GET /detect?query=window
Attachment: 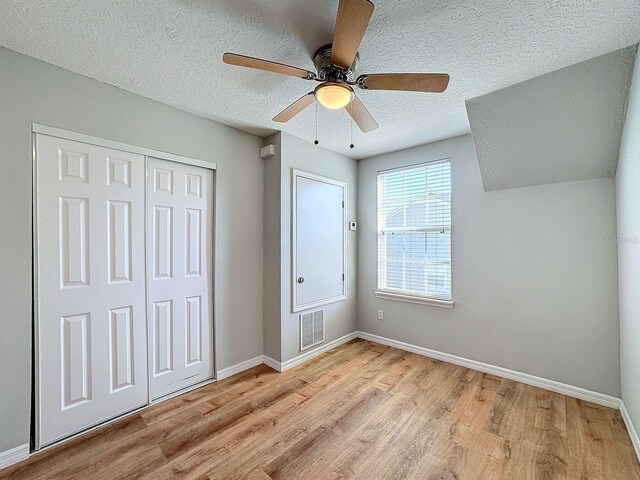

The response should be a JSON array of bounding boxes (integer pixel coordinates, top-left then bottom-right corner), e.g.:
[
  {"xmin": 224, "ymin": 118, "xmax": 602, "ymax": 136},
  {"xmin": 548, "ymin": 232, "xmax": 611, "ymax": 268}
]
[{"xmin": 376, "ymin": 159, "xmax": 452, "ymax": 305}]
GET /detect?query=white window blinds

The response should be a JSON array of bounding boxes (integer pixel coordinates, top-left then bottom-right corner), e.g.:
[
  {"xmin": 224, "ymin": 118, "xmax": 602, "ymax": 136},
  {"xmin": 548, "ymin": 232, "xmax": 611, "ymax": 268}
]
[{"xmin": 377, "ymin": 159, "xmax": 451, "ymax": 301}]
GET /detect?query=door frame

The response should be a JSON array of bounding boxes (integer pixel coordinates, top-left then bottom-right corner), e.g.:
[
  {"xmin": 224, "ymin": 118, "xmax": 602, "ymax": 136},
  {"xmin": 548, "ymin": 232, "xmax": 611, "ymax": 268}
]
[
  {"xmin": 291, "ymin": 169, "xmax": 347, "ymax": 313},
  {"xmin": 31, "ymin": 123, "xmax": 217, "ymax": 450},
  {"xmin": 32, "ymin": 124, "xmax": 217, "ymax": 169}
]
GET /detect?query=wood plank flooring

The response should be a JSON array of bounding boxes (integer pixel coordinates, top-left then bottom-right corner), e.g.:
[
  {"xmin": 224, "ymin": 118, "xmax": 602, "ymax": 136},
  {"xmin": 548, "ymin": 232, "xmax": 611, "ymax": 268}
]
[{"xmin": 2, "ymin": 339, "xmax": 639, "ymax": 479}]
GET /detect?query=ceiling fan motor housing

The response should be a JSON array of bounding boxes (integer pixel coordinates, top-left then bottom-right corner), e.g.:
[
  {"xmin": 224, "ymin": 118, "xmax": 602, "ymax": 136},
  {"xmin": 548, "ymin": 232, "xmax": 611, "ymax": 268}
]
[{"xmin": 313, "ymin": 43, "xmax": 359, "ymax": 82}]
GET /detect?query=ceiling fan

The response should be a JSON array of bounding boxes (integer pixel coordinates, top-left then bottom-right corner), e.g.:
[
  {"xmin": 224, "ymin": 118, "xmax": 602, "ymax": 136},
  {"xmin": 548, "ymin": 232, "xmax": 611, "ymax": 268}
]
[{"xmin": 223, "ymin": 0, "xmax": 449, "ymax": 134}]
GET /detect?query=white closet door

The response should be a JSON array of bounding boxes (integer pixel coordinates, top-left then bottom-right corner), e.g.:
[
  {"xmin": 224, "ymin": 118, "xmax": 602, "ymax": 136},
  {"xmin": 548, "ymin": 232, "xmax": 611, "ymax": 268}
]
[
  {"xmin": 147, "ymin": 157, "xmax": 213, "ymax": 400},
  {"xmin": 36, "ymin": 134, "xmax": 148, "ymax": 447},
  {"xmin": 293, "ymin": 171, "xmax": 346, "ymax": 311}
]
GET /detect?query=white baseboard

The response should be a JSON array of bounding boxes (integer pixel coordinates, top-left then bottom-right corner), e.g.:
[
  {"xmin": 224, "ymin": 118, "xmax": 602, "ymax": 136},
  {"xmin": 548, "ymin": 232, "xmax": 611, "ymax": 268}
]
[
  {"xmin": 262, "ymin": 355, "xmax": 281, "ymax": 372},
  {"xmin": 356, "ymin": 331, "xmax": 621, "ymax": 409},
  {"xmin": 262, "ymin": 332, "xmax": 359, "ymax": 373},
  {"xmin": 216, "ymin": 355, "xmax": 264, "ymax": 380},
  {"xmin": 4, "ymin": 333, "xmax": 631, "ymax": 472},
  {"xmin": 620, "ymin": 401, "xmax": 640, "ymax": 462},
  {"xmin": 281, "ymin": 332, "xmax": 359, "ymax": 371},
  {"xmin": 0, "ymin": 443, "xmax": 29, "ymax": 470}
]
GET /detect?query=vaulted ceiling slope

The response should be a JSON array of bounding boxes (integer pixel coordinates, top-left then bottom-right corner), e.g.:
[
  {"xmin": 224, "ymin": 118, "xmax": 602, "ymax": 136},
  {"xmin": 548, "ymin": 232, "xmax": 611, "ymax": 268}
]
[
  {"xmin": 0, "ymin": 1, "xmax": 639, "ymax": 159},
  {"xmin": 466, "ymin": 46, "xmax": 637, "ymax": 191}
]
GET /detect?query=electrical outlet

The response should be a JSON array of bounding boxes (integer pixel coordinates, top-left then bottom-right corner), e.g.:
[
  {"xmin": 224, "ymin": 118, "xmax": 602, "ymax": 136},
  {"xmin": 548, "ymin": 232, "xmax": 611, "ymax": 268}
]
[{"xmin": 377, "ymin": 310, "xmax": 384, "ymax": 321}]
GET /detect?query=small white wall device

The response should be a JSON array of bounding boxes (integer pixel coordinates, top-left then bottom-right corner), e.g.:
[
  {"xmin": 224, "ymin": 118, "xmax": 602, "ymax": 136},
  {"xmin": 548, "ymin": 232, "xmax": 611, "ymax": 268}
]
[
  {"xmin": 349, "ymin": 221, "xmax": 357, "ymax": 231},
  {"xmin": 260, "ymin": 144, "xmax": 275, "ymax": 159}
]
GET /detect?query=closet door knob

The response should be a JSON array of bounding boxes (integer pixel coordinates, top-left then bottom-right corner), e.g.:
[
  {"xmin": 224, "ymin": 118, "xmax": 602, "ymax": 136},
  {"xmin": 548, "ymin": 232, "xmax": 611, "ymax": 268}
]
[{"xmin": 297, "ymin": 276, "xmax": 305, "ymax": 284}]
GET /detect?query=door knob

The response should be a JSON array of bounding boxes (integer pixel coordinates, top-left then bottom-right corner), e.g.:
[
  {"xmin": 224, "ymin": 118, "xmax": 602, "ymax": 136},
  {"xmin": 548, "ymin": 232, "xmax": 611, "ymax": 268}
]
[{"xmin": 297, "ymin": 276, "xmax": 305, "ymax": 284}]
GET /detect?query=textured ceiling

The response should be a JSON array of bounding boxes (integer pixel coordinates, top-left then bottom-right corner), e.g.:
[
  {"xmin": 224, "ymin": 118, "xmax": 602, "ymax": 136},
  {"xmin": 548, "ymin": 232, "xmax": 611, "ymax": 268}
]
[
  {"xmin": 0, "ymin": 1, "xmax": 639, "ymax": 159},
  {"xmin": 467, "ymin": 46, "xmax": 637, "ymax": 191}
]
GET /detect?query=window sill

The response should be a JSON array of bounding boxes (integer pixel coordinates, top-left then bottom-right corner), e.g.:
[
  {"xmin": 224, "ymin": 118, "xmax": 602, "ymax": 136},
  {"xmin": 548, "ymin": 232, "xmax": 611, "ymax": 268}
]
[{"xmin": 374, "ymin": 291, "xmax": 454, "ymax": 308}]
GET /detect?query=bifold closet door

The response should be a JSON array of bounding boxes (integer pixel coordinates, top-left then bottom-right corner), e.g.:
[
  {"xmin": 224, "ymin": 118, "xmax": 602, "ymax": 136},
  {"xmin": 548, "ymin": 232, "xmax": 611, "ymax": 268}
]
[
  {"xmin": 36, "ymin": 134, "xmax": 148, "ymax": 448},
  {"xmin": 147, "ymin": 157, "xmax": 214, "ymax": 400}
]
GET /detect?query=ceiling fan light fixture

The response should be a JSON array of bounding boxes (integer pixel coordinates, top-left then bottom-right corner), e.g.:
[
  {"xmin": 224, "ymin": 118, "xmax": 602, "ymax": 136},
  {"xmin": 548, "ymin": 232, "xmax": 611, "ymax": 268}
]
[{"xmin": 315, "ymin": 83, "xmax": 353, "ymax": 110}]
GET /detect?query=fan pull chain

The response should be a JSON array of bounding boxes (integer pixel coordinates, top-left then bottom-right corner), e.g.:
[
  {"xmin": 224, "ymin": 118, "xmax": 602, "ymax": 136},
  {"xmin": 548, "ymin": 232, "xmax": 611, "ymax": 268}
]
[
  {"xmin": 314, "ymin": 101, "xmax": 319, "ymax": 145},
  {"xmin": 349, "ymin": 101, "xmax": 354, "ymax": 149}
]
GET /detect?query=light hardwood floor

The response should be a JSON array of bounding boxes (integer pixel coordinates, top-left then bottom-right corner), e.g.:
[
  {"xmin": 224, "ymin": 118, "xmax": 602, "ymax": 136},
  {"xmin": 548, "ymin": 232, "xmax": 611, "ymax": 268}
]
[{"xmin": 2, "ymin": 339, "xmax": 639, "ymax": 479}]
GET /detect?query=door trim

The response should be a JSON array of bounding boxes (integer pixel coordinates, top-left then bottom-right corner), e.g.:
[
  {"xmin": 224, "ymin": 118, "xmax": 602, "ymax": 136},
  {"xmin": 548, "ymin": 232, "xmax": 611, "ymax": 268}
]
[
  {"xmin": 291, "ymin": 169, "xmax": 347, "ymax": 313},
  {"xmin": 32, "ymin": 125, "xmax": 217, "ymax": 451},
  {"xmin": 32, "ymin": 124, "xmax": 217, "ymax": 170},
  {"xmin": 32, "ymin": 131, "xmax": 40, "ymax": 450}
]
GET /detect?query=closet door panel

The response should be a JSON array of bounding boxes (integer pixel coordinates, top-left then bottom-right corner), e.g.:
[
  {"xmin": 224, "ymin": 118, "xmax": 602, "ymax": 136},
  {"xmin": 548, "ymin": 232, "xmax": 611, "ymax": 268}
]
[
  {"xmin": 293, "ymin": 171, "xmax": 347, "ymax": 312},
  {"xmin": 147, "ymin": 158, "xmax": 213, "ymax": 400},
  {"xmin": 36, "ymin": 134, "xmax": 148, "ymax": 448}
]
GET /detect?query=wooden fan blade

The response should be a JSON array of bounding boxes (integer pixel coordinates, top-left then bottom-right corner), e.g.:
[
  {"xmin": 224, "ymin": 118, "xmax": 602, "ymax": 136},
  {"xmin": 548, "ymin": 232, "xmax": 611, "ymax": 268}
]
[
  {"xmin": 273, "ymin": 93, "xmax": 316, "ymax": 122},
  {"xmin": 358, "ymin": 73, "xmax": 450, "ymax": 93},
  {"xmin": 223, "ymin": 53, "xmax": 316, "ymax": 79},
  {"xmin": 346, "ymin": 94, "xmax": 378, "ymax": 132},
  {"xmin": 331, "ymin": 0, "xmax": 374, "ymax": 68}
]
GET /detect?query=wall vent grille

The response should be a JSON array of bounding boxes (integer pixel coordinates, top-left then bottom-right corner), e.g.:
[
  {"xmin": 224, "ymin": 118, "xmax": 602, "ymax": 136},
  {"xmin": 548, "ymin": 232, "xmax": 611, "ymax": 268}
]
[{"xmin": 300, "ymin": 309, "xmax": 325, "ymax": 351}]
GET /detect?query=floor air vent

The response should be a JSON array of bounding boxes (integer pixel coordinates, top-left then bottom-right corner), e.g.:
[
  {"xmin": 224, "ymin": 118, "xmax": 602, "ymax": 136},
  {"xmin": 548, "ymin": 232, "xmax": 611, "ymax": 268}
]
[{"xmin": 300, "ymin": 309, "xmax": 325, "ymax": 351}]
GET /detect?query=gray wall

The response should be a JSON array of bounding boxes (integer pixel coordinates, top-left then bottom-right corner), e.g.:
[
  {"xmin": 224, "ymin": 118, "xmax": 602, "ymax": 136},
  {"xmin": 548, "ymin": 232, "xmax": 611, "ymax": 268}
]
[
  {"xmin": 262, "ymin": 132, "xmax": 282, "ymax": 361},
  {"xmin": 358, "ymin": 134, "xmax": 621, "ymax": 396},
  {"xmin": 617, "ymin": 48, "xmax": 640, "ymax": 438},
  {"xmin": 466, "ymin": 46, "xmax": 636, "ymax": 191},
  {"xmin": 261, "ymin": 132, "xmax": 358, "ymax": 364},
  {"xmin": 0, "ymin": 47, "xmax": 264, "ymax": 453},
  {"xmin": 280, "ymin": 133, "xmax": 358, "ymax": 363}
]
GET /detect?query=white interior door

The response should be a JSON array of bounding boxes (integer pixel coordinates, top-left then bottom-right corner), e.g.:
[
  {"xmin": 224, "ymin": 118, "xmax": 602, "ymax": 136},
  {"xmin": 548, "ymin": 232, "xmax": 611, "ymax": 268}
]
[
  {"xmin": 147, "ymin": 157, "xmax": 214, "ymax": 400},
  {"xmin": 293, "ymin": 170, "xmax": 346, "ymax": 312},
  {"xmin": 36, "ymin": 134, "xmax": 148, "ymax": 447}
]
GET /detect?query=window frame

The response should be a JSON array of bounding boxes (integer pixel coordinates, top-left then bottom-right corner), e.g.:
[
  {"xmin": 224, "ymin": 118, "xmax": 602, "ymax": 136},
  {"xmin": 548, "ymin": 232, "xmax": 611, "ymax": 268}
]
[{"xmin": 375, "ymin": 158, "xmax": 454, "ymax": 308}]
